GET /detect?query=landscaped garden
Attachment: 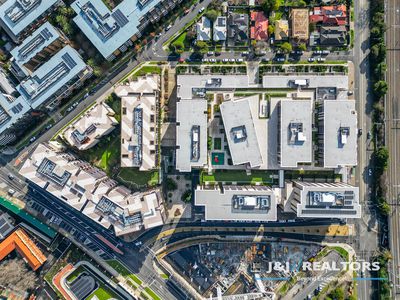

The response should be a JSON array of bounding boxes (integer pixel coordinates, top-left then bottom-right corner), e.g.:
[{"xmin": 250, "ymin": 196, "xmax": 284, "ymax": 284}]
[
  {"xmin": 106, "ymin": 259, "xmax": 143, "ymax": 286},
  {"xmin": 200, "ymin": 170, "xmax": 276, "ymax": 184}
]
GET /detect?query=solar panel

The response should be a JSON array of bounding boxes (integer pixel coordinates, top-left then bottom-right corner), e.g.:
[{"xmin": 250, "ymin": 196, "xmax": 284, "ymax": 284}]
[
  {"xmin": 112, "ymin": 9, "xmax": 129, "ymax": 27},
  {"xmin": 62, "ymin": 53, "xmax": 77, "ymax": 69}
]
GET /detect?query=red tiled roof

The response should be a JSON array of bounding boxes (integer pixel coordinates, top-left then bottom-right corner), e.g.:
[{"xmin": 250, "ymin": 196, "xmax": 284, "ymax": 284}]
[
  {"xmin": 251, "ymin": 11, "xmax": 268, "ymax": 40},
  {"xmin": 310, "ymin": 5, "xmax": 347, "ymax": 25}
]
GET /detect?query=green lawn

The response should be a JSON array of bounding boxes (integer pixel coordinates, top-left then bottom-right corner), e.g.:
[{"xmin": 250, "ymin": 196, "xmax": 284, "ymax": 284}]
[
  {"xmin": 106, "ymin": 259, "xmax": 143, "ymax": 285},
  {"xmin": 201, "ymin": 170, "xmax": 276, "ymax": 184},
  {"xmin": 132, "ymin": 66, "xmax": 161, "ymax": 77},
  {"xmin": 144, "ymin": 287, "xmax": 161, "ymax": 300},
  {"xmin": 87, "ymin": 283, "xmax": 118, "ymax": 300},
  {"xmin": 118, "ymin": 168, "xmax": 159, "ymax": 187},
  {"xmin": 66, "ymin": 265, "xmax": 85, "ymax": 284}
]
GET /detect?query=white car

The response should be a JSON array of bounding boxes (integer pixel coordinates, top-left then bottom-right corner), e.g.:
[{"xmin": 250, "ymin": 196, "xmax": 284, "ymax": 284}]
[
  {"xmin": 207, "ymin": 51, "xmax": 214, "ymax": 56},
  {"xmin": 223, "ymin": 58, "xmax": 229, "ymax": 62},
  {"xmin": 229, "ymin": 58, "xmax": 235, "ymax": 62},
  {"xmin": 308, "ymin": 57, "xmax": 315, "ymax": 62},
  {"xmin": 199, "ymin": 7, "xmax": 205, "ymax": 13},
  {"xmin": 202, "ymin": 58, "xmax": 208, "ymax": 62},
  {"xmin": 8, "ymin": 189, "xmax": 15, "ymax": 196},
  {"xmin": 135, "ymin": 241, "xmax": 143, "ymax": 246},
  {"xmin": 209, "ymin": 58, "xmax": 216, "ymax": 62},
  {"xmin": 317, "ymin": 57, "xmax": 326, "ymax": 62},
  {"xmin": 236, "ymin": 58, "xmax": 244, "ymax": 62}
]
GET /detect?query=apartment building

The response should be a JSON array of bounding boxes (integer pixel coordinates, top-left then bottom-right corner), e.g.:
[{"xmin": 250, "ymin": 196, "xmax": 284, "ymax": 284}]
[
  {"xmin": 20, "ymin": 143, "xmax": 165, "ymax": 236},
  {"xmin": 115, "ymin": 75, "xmax": 159, "ymax": 171},
  {"xmin": 317, "ymin": 100, "xmax": 357, "ymax": 168},
  {"xmin": 0, "ymin": 0, "xmax": 62, "ymax": 42},
  {"xmin": 195, "ymin": 185, "xmax": 277, "ymax": 222},
  {"xmin": 62, "ymin": 102, "xmax": 118, "ymax": 150},
  {"xmin": 10, "ymin": 22, "xmax": 68, "ymax": 79},
  {"xmin": 284, "ymin": 181, "xmax": 361, "ymax": 219},
  {"xmin": 71, "ymin": 0, "xmax": 184, "ymax": 60},
  {"xmin": 176, "ymin": 99, "xmax": 208, "ymax": 172}
]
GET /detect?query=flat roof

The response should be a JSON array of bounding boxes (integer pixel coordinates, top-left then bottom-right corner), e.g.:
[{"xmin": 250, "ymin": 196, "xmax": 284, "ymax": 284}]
[
  {"xmin": 115, "ymin": 76, "xmax": 159, "ymax": 170},
  {"xmin": 176, "ymin": 99, "xmax": 208, "ymax": 172},
  {"xmin": 10, "ymin": 22, "xmax": 60, "ymax": 76},
  {"xmin": 195, "ymin": 185, "xmax": 277, "ymax": 221},
  {"xmin": 220, "ymin": 98, "xmax": 263, "ymax": 167},
  {"xmin": 71, "ymin": 0, "xmax": 162, "ymax": 59},
  {"xmin": 293, "ymin": 181, "xmax": 361, "ymax": 218},
  {"xmin": 16, "ymin": 45, "xmax": 87, "ymax": 109},
  {"xmin": 177, "ymin": 74, "xmax": 251, "ymax": 99},
  {"xmin": 262, "ymin": 75, "xmax": 348, "ymax": 90},
  {"xmin": 323, "ymin": 100, "xmax": 357, "ymax": 168},
  {"xmin": 0, "ymin": 0, "xmax": 59, "ymax": 37},
  {"xmin": 280, "ymin": 99, "xmax": 312, "ymax": 167}
]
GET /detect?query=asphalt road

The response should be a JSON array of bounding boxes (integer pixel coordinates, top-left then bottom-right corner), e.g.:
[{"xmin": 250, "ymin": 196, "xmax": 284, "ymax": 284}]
[{"xmin": 386, "ymin": 0, "xmax": 400, "ymax": 296}]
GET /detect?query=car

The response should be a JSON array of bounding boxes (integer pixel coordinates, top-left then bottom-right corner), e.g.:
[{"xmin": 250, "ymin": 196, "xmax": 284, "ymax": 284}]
[
  {"xmin": 29, "ymin": 136, "xmax": 36, "ymax": 143},
  {"xmin": 242, "ymin": 51, "xmax": 249, "ymax": 56},
  {"xmin": 178, "ymin": 58, "xmax": 185, "ymax": 63},
  {"xmin": 308, "ymin": 57, "xmax": 315, "ymax": 62},
  {"xmin": 207, "ymin": 51, "xmax": 214, "ymax": 56},
  {"xmin": 256, "ymin": 50, "xmax": 267, "ymax": 56},
  {"xmin": 215, "ymin": 52, "xmax": 221, "ymax": 56},
  {"xmin": 209, "ymin": 58, "xmax": 216, "ymax": 62},
  {"xmin": 8, "ymin": 189, "xmax": 15, "ymax": 196},
  {"xmin": 229, "ymin": 58, "xmax": 235, "ymax": 62},
  {"xmin": 313, "ymin": 50, "xmax": 322, "ymax": 55},
  {"xmin": 135, "ymin": 241, "xmax": 143, "ymax": 246},
  {"xmin": 261, "ymin": 58, "xmax": 270, "ymax": 62},
  {"xmin": 8, "ymin": 174, "xmax": 14, "ymax": 180},
  {"xmin": 45, "ymin": 124, "xmax": 53, "ymax": 130},
  {"xmin": 322, "ymin": 50, "xmax": 330, "ymax": 55},
  {"xmin": 275, "ymin": 57, "xmax": 285, "ymax": 62},
  {"xmin": 367, "ymin": 131, "xmax": 372, "ymax": 139},
  {"xmin": 368, "ymin": 168, "xmax": 373, "ymax": 176},
  {"xmin": 223, "ymin": 58, "xmax": 229, "ymax": 62},
  {"xmin": 165, "ymin": 24, "xmax": 172, "ymax": 31},
  {"xmin": 347, "ymin": 90, "xmax": 354, "ymax": 96},
  {"xmin": 202, "ymin": 58, "xmax": 208, "ymax": 62},
  {"xmin": 199, "ymin": 6, "xmax": 205, "ymax": 13},
  {"xmin": 317, "ymin": 57, "xmax": 326, "ymax": 62},
  {"xmin": 236, "ymin": 58, "xmax": 244, "ymax": 62},
  {"xmin": 358, "ymin": 128, "xmax": 363, "ymax": 136}
]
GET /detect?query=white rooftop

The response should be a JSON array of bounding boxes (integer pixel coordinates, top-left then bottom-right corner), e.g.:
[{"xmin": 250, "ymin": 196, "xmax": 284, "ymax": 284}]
[
  {"xmin": 279, "ymin": 99, "xmax": 313, "ymax": 167},
  {"xmin": 195, "ymin": 185, "xmax": 277, "ymax": 221},
  {"xmin": 214, "ymin": 16, "xmax": 227, "ymax": 41},
  {"xmin": 323, "ymin": 100, "xmax": 357, "ymax": 168},
  {"xmin": 176, "ymin": 99, "xmax": 208, "ymax": 172},
  {"xmin": 10, "ymin": 22, "xmax": 61, "ymax": 76},
  {"xmin": 0, "ymin": 0, "xmax": 59, "ymax": 39},
  {"xmin": 262, "ymin": 74, "xmax": 348, "ymax": 90},
  {"xmin": 220, "ymin": 98, "xmax": 263, "ymax": 168},
  {"xmin": 71, "ymin": 0, "xmax": 162, "ymax": 59}
]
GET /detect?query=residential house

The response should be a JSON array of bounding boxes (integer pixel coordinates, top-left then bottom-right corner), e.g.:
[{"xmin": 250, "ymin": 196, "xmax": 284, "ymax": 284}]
[
  {"xmin": 250, "ymin": 11, "xmax": 268, "ymax": 41},
  {"xmin": 274, "ymin": 19, "xmax": 289, "ymax": 41},
  {"xmin": 309, "ymin": 5, "xmax": 347, "ymax": 26},
  {"xmin": 214, "ymin": 16, "xmax": 227, "ymax": 42},
  {"xmin": 196, "ymin": 16, "xmax": 212, "ymax": 41},
  {"xmin": 227, "ymin": 12, "xmax": 249, "ymax": 46},
  {"xmin": 290, "ymin": 8, "xmax": 309, "ymax": 41},
  {"xmin": 320, "ymin": 25, "xmax": 347, "ymax": 46}
]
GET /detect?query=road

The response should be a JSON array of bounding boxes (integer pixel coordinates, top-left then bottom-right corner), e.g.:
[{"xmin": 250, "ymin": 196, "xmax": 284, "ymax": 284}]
[{"xmin": 386, "ymin": 0, "xmax": 400, "ymax": 296}]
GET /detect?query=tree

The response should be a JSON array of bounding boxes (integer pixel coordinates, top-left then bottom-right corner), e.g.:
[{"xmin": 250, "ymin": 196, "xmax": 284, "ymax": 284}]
[
  {"xmin": 195, "ymin": 41, "xmax": 208, "ymax": 54},
  {"xmin": 267, "ymin": 24, "xmax": 275, "ymax": 35},
  {"xmin": 166, "ymin": 178, "xmax": 177, "ymax": 191},
  {"xmin": 186, "ymin": 30, "xmax": 196, "ymax": 42},
  {"xmin": 171, "ymin": 40, "xmax": 184, "ymax": 54},
  {"xmin": 0, "ymin": 259, "xmax": 37, "ymax": 292},
  {"xmin": 373, "ymin": 80, "xmax": 388, "ymax": 98},
  {"xmin": 181, "ymin": 190, "xmax": 192, "ymax": 203},
  {"xmin": 370, "ymin": 43, "xmax": 386, "ymax": 61},
  {"xmin": 280, "ymin": 42, "xmax": 292, "ymax": 53},
  {"xmin": 205, "ymin": 9, "xmax": 218, "ymax": 22},
  {"xmin": 375, "ymin": 146, "xmax": 389, "ymax": 170},
  {"xmin": 87, "ymin": 58, "xmax": 101, "ymax": 77},
  {"xmin": 309, "ymin": 22, "xmax": 316, "ymax": 33},
  {"xmin": 328, "ymin": 287, "xmax": 345, "ymax": 300},
  {"xmin": 298, "ymin": 43, "xmax": 307, "ymax": 51},
  {"xmin": 261, "ymin": 0, "xmax": 282, "ymax": 13},
  {"xmin": 377, "ymin": 197, "xmax": 390, "ymax": 215},
  {"xmin": 374, "ymin": 62, "xmax": 387, "ymax": 79}
]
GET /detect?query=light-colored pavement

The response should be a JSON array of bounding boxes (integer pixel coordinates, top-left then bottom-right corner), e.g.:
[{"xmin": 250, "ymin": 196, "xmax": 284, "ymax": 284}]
[{"xmin": 386, "ymin": 0, "xmax": 400, "ymax": 296}]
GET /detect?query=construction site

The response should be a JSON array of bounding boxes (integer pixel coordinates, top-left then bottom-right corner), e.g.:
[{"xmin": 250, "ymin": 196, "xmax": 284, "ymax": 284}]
[{"xmin": 165, "ymin": 241, "xmax": 322, "ymax": 298}]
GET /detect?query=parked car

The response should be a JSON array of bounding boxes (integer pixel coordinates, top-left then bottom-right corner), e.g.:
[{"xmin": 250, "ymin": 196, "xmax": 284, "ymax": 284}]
[
  {"xmin": 236, "ymin": 58, "xmax": 244, "ymax": 62},
  {"xmin": 313, "ymin": 50, "xmax": 322, "ymax": 55},
  {"xmin": 308, "ymin": 57, "xmax": 315, "ymax": 62},
  {"xmin": 202, "ymin": 58, "xmax": 208, "ymax": 62},
  {"xmin": 242, "ymin": 51, "xmax": 249, "ymax": 56},
  {"xmin": 207, "ymin": 51, "xmax": 214, "ymax": 56},
  {"xmin": 199, "ymin": 6, "xmax": 205, "ymax": 13},
  {"xmin": 45, "ymin": 124, "xmax": 53, "ymax": 130},
  {"xmin": 135, "ymin": 241, "xmax": 143, "ymax": 246},
  {"xmin": 322, "ymin": 50, "xmax": 330, "ymax": 55},
  {"xmin": 317, "ymin": 57, "xmax": 326, "ymax": 62},
  {"xmin": 229, "ymin": 58, "xmax": 235, "ymax": 62},
  {"xmin": 367, "ymin": 131, "xmax": 372, "ymax": 139},
  {"xmin": 165, "ymin": 24, "xmax": 172, "ymax": 31},
  {"xmin": 8, "ymin": 174, "xmax": 14, "ymax": 180},
  {"xmin": 261, "ymin": 58, "xmax": 270, "ymax": 62},
  {"xmin": 8, "ymin": 189, "xmax": 15, "ymax": 196},
  {"xmin": 29, "ymin": 136, "xmax": 36, "ymax": 143},
  {"xmin": 275, "ymin": 57, "xmax": 285, "ymax": 62},
  {"xmin": 368, "ymin": 168, "xmax": 372, "ymax": 176},
  {"xmin": 358, "ymin": 128, "xmax": 363, "ymax": 136},
  {"xmin": 209, "ymin": 58, "xmax": 216, "ymax": 62},
  {"xmin": 178, "ymin": 58, "xmax": 185, "ymax": 63},
  {"xmin": 223, "ymin": 58, "xmax": 229, "ymax": 62}
]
